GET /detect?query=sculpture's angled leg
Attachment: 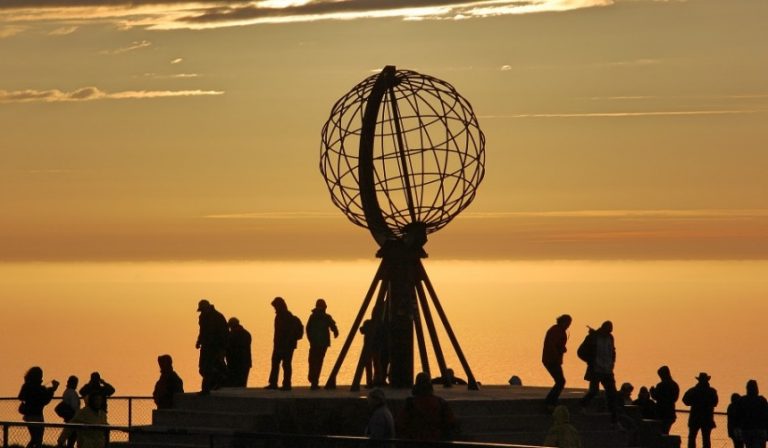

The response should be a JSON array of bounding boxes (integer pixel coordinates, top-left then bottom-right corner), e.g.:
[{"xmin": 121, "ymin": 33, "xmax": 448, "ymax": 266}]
[
  {"xmin": 418, "ymin": 261, "xmax": 479, "ymax": 390},
  {"xmin": 325, "ymin": 260, "xmax": 386, "ymax": 389}
]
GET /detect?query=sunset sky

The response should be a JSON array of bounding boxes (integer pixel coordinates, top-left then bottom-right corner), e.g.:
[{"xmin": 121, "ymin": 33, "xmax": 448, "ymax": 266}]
[{"xmin": 2, "ymin": 0, "xmax": 767, "ymax": 261}]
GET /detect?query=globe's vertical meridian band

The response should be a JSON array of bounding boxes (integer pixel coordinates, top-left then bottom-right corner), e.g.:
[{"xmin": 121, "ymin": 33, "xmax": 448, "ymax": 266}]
[{"xmin": 359, "ymin": 65, "xmax": 397, "ymax": 247}]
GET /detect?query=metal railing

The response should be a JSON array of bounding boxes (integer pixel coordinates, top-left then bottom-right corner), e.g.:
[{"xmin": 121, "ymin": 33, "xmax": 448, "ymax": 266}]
[
  {"xmin": 0, "ymin": 421, "xmax": 544, "ymax": 448},
  {"xmin": 0, "ymin": 396, "xmax": 153, "ymax": 446},
  {"xmin": 0, "ymin": 397, "xmax": 153, "ymax": 429},
  {"xmin": 0, "ymin": 396, "xmax": 734, "ymax": 448},
  {"xmin": 671, "ymin": 411, "xmax": 731, "ymax": 448}
]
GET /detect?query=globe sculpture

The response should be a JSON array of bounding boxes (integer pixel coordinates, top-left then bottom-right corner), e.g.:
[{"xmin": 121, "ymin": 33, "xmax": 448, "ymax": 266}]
[{"xmin": 320, "ymin": 65, "xmax": 485, "ymax": 390}]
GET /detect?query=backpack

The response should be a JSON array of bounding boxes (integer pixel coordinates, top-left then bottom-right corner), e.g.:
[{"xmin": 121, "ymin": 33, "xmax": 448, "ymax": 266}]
[
  {"xmin": 576, "ymin": 330, "xmax": 596, "ymax": 362},
  {"xmin": 54, "ymin": 401, "xmax": 76, "ymax": 420},
  {"xmin": 290, "ymin": 314, "xmax": 304, "ymax": 341}
]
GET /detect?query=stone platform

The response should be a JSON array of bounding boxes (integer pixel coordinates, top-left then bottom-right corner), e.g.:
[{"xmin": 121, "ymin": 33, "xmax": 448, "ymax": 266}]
[{"xmin": 128, "ymin": 385, "xmax": 673, "ymax": 448}]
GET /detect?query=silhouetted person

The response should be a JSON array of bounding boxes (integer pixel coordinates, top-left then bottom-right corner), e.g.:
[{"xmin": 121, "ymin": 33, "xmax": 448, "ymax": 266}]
[
  {"xmin": 683, "ymin": 372, "xmax": 719, "ymax": 448},
  {"xmin": 153, "ymin": 354, "xmax": 184, "ymax": 409},
  {"xmin": 361, "ymin": 317, "xmax": 387, "ymax": 387},
  {"xmin": 306, "ymin": 298, "xmax": 338, "ymax": 390},
  {"xmin": 651, "ymin": 365, "xmax": 680, "ymax": 434},
  {"xmin": 79, "ymin": 372, "xmax": 115, "ymax": 412},
  {"xmin": 738, "ymin": 380, "xmax": 768, "ymax": 448},
  {"xmin": 225, "ymin": 317, "xmax": 252, "ymax": 387},
  {"xmin": 266, "ymin": 296, "xmax": 301, "ymax": 391},
  {"xmin": 542, "ymin": 314, "xmax": 572, "ymax": 411},
  {"xmin": 18, "ymin": 366, "xmax": 59, "ymax": 448},
  {"xmin": 196, "ymin": 299, "xmax": 228, "ymax": 395},
  {"xmin": 619, "ymin": 382, "xmax": 635, "ymax": 405},
  {"xmin": 579, "ymin": 321, "xmax": 619, "ymax": 424},
  {"xmin": 431, "ymin": 368, "xmax": 468, "ymax": 388},
  {"xmin": 59, "ymin": 375, "xmax": 81, "ymax": 448},
  {"xmin": 728, "ymin": 393, "xmax": 745, "ymax": 448},
  {"xmin": 396, "ymin": 372, "xmax": 457, "ymax": 441},
  {"xmin": 633, "ymin": 386, "xmax": 658, "ymax": 419},
  {"xmin": 57, "ymin": 392, "xmax": 108, "ymax": 448},
  {"xmin": 365, "ymin": 388, "xmax": 395, "ymax": 440},
  {"xmin": 544, "ymin": 405, "xmax": 582, "ymax": 448}
]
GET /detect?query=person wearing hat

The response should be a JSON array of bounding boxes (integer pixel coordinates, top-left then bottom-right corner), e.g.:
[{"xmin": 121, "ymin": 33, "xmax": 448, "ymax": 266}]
[
  {"xmin": 306, "ymin": 298, "xmax": 339, "ymax": 390},
  {"xmin": 682, "ymin": 372, "xmax": 719, "ymax": 448},
  {"xmin": 225, "ymin": 317, "xmax": 252, "ymax": 387},
  {"xmin": 196, "ymin": 299, "xmax": 228, "ymax": 395},
  {"xmin": 266, "ymin": 296, "xmax": 301, "ymax": 391}
]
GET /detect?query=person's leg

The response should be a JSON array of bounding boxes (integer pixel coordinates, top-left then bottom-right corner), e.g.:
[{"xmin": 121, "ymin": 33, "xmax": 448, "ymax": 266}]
[
  {"xmin": 661, "ymin": 418, "xmax": 674, "ymax": 435},
  {"xmin": 581, "ymin": 377, "xmax": 600, "ymax": 408},
  {"xmin": 267, "ymin": 350, "xmax": 280, "ymax": 387},
  {"xmin": 688, "ymin": 426, "xmax": 700, "ymax": 448},
  {"xmin": 315, "ymin": 346, "xmax": 328, "ymax": 386},
  {"xmin": 308, "ymin": 345, "xmax": 321, "ymax": 387},
  {"xmin": 25, "ymin": 415, "xmax": 44, "ymax": 448},
  {"xmin": 282, "ymin": 349, "xmax": 294, "ymax": 389},
  {"xmin": 701, "ymin": 427, "xmax": 712, "ymax": 448},
  {"xmin": 601, "ymin": 374, "xmax": 619, "ymax": 423},
  {"xmin": 544, "ymin": 363, "xmax": 566, "ymax": 406}
]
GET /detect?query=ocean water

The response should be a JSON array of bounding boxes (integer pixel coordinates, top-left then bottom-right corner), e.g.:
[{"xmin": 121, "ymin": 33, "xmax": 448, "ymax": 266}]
[{"xmin": 1, "ymin": 260, "xmax": 766, "ymax": 408}]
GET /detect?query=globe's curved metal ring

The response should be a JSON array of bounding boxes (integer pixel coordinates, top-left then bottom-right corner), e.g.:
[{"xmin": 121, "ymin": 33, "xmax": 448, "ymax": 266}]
[{"xmin": 320, "ymin": 66, "xmax": 485, "ymax": 246}]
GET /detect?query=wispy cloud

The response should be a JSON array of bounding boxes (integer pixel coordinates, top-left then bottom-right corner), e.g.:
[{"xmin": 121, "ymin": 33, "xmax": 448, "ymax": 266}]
[
  {"xmin": 48, "ymin": 25, "xmax": 78, "ymax": 35},
  {"xmin": 26, "ymin": 169, "xmax": 75, "ymax": 174},
  {"xmin": 204, "ymin": 211, "xmax": 337, "ymax": 219},
  {"xmin": 0, "ymin": 25, "xmax": 26, "ymax": 38},
  {"xmin": 587, "ymin": 93, "xmax": 768, "ymax": 101},
  {"xmin": 482, "ymin": 109, "xmax": 765, "ymax": 118},
  {"xmin": 102, "ymin": 40, "xmax": 152, "ymax": 54},
  {"xmin": 144, "ymin": 72, "xmax": 200, "ymax": 79},
  {"xmin": 0, "ymin": 86, "xmax": 224, "ymax": 103},
  {"xmin": 0, "ymin": 0, "xmax": 614, "ymax": 31},
  {"xmin": 170, "ymin": 57, "xmax": 183, "ymax": 64},
  {"xmin": 601, "ymin": 58, "xmax": 661, "ymax": 67},
  {"xmin": 463, "ymin": 209, "xmax": 768, "ymax": 219}
]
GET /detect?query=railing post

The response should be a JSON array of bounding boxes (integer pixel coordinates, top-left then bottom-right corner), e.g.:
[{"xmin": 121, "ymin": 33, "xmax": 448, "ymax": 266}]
[{"xmin": 128, "ymin": 397, "xmax": 133, "ymax": 428}]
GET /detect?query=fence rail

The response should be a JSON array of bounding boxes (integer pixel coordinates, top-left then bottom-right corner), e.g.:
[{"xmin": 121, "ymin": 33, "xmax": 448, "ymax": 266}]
[
  {"xmin": 0, "ymin": 420, "xmax": 544, "ymax": 448},
  {"xmin": 0, "ymin": 396, "xmax": 153, "ymax": 446},
  {"xmin": 0, "ymin": 397, "xmax": 733, "ymax": 448}
]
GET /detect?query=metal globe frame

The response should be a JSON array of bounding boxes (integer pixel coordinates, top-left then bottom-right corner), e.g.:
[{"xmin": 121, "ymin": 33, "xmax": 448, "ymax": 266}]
[{"xmin": 320, "ymin": 66, "xmax": 485, "ymax": 390}]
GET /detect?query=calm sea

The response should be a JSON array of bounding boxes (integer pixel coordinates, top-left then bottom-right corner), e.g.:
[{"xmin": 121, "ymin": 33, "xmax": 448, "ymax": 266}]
[{"xmin": 1, "ymin": 260, "xmax": 766, "ymax": 408}]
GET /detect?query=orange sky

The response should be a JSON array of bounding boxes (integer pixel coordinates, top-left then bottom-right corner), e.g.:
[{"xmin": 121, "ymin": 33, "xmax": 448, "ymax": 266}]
[{"xmin": 1, "ymin": 0, "xmax": 767, "ymax": 261}]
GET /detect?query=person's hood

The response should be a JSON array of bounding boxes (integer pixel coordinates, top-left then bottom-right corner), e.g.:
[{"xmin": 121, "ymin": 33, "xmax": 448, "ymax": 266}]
[{"xmin": 553, "ymin": 405, "xmax": 570, "ymax": 424}]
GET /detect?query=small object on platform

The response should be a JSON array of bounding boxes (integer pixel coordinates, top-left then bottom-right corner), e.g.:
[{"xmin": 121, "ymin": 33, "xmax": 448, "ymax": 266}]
[{"xmin": 508, "ymin": 375, "xmax": 523, "ymax": 386}]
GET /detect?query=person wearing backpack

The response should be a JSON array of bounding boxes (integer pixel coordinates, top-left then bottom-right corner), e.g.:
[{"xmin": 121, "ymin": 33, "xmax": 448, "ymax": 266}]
[
  {"xmin": 266, "ymin": 296, "xmax": 301, "ymax": 391},
  {"xmin": 578, "ymin": 321, "xmax": 619, "ymax": 426},
  {"xmin": 306, "ymin": 298, "xmax": 339, "ymax": 390}
]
